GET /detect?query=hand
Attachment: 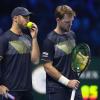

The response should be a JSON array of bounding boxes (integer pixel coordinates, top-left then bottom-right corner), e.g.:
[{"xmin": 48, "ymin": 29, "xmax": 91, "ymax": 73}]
[
  {"xmin": 30, "ymin": 22, "xmax": 38, "ymax": 39},
  {"xmin": 67, "ymin": 80, "xmax": 80, "ymax": 89},
  {"xmin": 0, "ymin": 85, "xmax": 9, "ymax": 96}
]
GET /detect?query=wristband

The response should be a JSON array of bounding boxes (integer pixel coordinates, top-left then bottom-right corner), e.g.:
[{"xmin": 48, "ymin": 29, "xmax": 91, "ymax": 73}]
[{"xmin": 58, "ymin": 75, "xmax": 70, "ymax": 86}]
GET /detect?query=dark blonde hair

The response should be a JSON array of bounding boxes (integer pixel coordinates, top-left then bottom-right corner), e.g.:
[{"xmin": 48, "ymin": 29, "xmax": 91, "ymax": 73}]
[{"xmin": 55, "ymin": 5, "xmax": 76, "ymax": 19}]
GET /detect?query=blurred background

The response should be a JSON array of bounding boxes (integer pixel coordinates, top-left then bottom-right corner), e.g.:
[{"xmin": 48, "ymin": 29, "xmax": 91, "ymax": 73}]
[{"xmin": 0, "ymin": 0, "xmax": 100, "ymax": 100}]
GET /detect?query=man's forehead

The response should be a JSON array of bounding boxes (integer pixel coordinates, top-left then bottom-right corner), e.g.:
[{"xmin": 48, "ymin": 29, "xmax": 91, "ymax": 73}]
[{"xmin": 62, "ymin": 14, "xmax": 74, "ymax": 20}]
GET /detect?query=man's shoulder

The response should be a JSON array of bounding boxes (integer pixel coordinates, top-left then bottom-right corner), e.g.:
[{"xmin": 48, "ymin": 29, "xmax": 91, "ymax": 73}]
[
  {"xmin": 0, "ymin": 30, "xmax": 11, "ymax": 42},
  {"xmin": 68, "ymin": 30, "xmax": 75, "ymax": 37},
  {"xmin": 47, "ymin": 31, "xmax": 57, "ymax": 43},
  {"xmin": 1, "ymin": 30, "xmax": 11, "ymax": 37},
  {"xmin": 48, "ymin": 31, "xmax": 56, "ymax": 37}
]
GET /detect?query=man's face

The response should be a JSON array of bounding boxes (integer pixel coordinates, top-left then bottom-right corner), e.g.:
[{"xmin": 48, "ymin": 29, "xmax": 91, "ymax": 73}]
[
  {"xmin": 14, "ymin": 15, "xmax": 30, "ymax": 29},
  {"xmin": 58, "ymin": 14, "xmax": 74, "ymax": 32}
]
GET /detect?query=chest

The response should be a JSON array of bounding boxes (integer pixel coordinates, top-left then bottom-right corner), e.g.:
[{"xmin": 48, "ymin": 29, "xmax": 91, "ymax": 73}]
[
  {"xmin": 54, "ymin": 35, "xmax": 75, "ymax": 58},
  {"xmin": 7, "ymin": 35, "xmax": 31, "ymax": 54}
]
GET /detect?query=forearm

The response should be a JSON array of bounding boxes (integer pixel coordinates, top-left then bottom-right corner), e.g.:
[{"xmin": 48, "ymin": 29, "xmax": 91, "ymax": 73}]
[
  {"xmin": 44, "ymin": 62, "xmax": 69, "ymax": 86},
  {"xmin": 31, "ymin": 38, "xmax": 40, "ymax": 64},
  {"xmin": 43, "ymin": 62, "xmax": 80, "ymax": 88},
  {"xmin": 44, "ymin": 62, "xmax": 61, "ymax": 80}
]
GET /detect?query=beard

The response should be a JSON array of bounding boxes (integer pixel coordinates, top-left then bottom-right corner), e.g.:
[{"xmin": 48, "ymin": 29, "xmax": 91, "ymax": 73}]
[
  {"xmin": 18, "ymin": 23, "xmax": 30, "ymax": 34},
  {"xmin": 60, "ymin": 25, "xmax": 71, "ymax": 32},
  {"xmin": 18, "ymin": 24, "xmax": 26, "ymax": 30}
]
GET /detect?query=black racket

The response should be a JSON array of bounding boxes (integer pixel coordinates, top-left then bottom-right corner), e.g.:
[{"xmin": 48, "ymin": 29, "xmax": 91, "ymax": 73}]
[{"xmin": 70, "ymin": 43, "xmax": 91, "ymax": 100}]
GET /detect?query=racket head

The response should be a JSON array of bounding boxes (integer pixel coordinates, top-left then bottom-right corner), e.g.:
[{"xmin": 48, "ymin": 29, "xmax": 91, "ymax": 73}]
[{"xmin": 71, "ymin": 43, "xmax": 91, "ymax": 73}]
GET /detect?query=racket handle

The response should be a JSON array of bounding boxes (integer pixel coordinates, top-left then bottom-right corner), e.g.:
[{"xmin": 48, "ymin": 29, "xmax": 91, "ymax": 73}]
[
  {"xmin": 7, "ymin": 93, "xmax": 15, "ymax": 100},
  {"xmin": 70, "ymin": 89, "xmax": 76, "ymax": 100}
]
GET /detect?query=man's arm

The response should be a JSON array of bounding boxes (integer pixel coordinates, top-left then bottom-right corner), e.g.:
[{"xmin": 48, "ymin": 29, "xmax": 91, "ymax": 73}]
[
  {"xmin": 0, "ymin": 59, "xmax": 9, "ymax": 95},
  {"xmin": 43, "ymin": 61, "xmax": 80, "ymax": 89},
  {"xmin": 31, "ymin": 38, "xmax": 40, "ymax": 64},
  {"xmin": 30, "ymin": 22, "xmax": 40, "ymax": 64},
  {"xmin": 41, "ymin": 37, "xmax": 79, "ymax": 89},
  {"xmin": 0, "ymin": 36, "xmax": 9, "ymax": 95}
]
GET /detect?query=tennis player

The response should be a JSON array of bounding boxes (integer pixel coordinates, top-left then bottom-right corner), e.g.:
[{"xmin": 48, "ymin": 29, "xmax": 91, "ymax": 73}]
[
  {"xmin": 41, "ymin": 5, "xmax": 82, "ymax": 100},
  {"xmin": 0, "ymin": 7, "xmax": 40, "ymax": 100}
]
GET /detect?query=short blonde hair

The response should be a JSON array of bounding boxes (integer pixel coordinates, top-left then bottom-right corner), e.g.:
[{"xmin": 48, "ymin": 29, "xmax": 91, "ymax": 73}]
[{"xmin": 55, "ymin": 5, "xmax": 76, "ymax": 19}]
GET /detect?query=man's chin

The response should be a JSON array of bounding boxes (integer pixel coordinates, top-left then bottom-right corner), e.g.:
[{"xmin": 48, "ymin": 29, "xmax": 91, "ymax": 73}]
[
  {"xmin": 62, "ymin": 29, "xmax": 70, "ymax": 32},
  {"xmin": 21, "ymin": 26, "xmax": 27, "ymax": 30}
]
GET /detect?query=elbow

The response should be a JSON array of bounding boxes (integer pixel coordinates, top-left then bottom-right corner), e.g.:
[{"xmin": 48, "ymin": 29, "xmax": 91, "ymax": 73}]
[
  {"xmin": 31, "ymin": 56, "xmax": 40, "ymax": 64},
  {"xmin": 31, "ymin": 52, "xmax": 40, "ymax": 64},
  {"xmin": 43, "ymin": 62, "xmax": 52, "ymax": 73}
]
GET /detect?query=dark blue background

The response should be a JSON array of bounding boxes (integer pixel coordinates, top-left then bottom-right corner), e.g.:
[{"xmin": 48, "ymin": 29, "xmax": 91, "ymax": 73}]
[{"xmin": 0, "ymin": 0, "xmax": 100, "ymax": 57}]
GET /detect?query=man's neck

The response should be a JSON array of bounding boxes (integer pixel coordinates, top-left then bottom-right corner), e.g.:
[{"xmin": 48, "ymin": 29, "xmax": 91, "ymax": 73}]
[
  {"xmin": 10, "ymin": 24, "xmax": 22, "ymax": 35},
  {"xmin": 54, "ymin": 27, "xmax": 63, "ymax": 35}
]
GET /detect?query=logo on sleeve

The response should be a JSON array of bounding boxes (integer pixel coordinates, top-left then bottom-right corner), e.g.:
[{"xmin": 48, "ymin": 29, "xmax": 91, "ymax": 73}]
[{"xmin": 42, "ymin": 52, "xmax": 48, "ymax": 58}]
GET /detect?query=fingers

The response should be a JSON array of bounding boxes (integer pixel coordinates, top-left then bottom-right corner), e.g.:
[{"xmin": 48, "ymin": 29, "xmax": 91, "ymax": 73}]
[
  {"xmin": 31, "ymin": 23, "xmax": 38, "ymax": 31},
  {"xmin": 73, "ymin": 80, "xmax": 80, "ymax": 89},
  {"xmin": 67, "ymin": 80, "xmax": 80, "ymax": 89},
  {"xmin": 75, "ymin": 81, "xmax": 80, "ymax": 89},
  {"xmin": 30, "ymin": 23, "xmax": 38, "ymax": 38},
  {"xmin": 31, "ymin": 27, "xmax": 38, "ymax": 33},
  {"xmin": 4, "ymin": 93, "xmax": 8, "ymax": 98},
  {"xmin": 0, "ymin": 86, "xmax": 14, "ymax": 99},
  {"xmin": 0, "ymin": 85, "xmax": 9, "ymax": 96}
]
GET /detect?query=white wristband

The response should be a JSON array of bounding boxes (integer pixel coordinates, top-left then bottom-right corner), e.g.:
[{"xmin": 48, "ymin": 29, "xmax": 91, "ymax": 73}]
[{"xmin": 58, "ymin": 75, "xmax": 70, "ymax": 86}]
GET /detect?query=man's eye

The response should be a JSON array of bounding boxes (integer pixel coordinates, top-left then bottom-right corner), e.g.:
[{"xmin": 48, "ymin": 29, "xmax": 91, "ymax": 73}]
[{"xmin": 23, "ymin": 16, "xmax": 30, "ymax": 19}]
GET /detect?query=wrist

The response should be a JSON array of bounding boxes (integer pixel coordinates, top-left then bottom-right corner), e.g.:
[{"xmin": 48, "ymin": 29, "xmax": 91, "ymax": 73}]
[
  {"xmin": 32, "ymin": 37, "xmax": 37, "ymax": 40},
  {"xmin": 31, "ymin": 33, "xmax": 37, "ymax": 39},
  {"xmin": 58, "ymin": 75, "xmax": 70, "ymax": 86}
]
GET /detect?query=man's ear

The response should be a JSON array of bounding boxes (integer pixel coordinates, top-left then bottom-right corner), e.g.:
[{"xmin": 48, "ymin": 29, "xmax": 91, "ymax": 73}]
[
  {"xmin": 13, "ymin": 16, "xmax": 18, "ymax": 22},
  {"xmin": 56, "ymin": 18, "xmax": 60, "ymax": 22}
]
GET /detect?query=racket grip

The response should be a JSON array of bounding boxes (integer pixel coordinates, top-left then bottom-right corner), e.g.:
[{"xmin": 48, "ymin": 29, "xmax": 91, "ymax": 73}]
[
  {"xmin": 70, "ymin": 89, "xmax": 76, "ymax": 100},
  {"xmin": 7, "ymin": 93, "xmax": 15, "ymax": 100}
]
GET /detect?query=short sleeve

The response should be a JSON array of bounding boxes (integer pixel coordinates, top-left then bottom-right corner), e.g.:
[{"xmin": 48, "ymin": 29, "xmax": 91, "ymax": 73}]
[
  {"xmin": 0, "ymin": 36, "xmax": 8, "ymax": 60},
  {"xmin": 41, "ymin": 38, "xmax": 55, "ymax": 63},
  {"xmin": 0, "ymin": 35, "xmax": 8, "ymax": 83}
]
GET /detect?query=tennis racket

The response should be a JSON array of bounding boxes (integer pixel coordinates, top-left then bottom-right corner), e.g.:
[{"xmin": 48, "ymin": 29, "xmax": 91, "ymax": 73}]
[
  {"xmin": 70, "ymin": 43, "xmax": 91, "ymax": 100},
  {"xmin": 6, "ymin": 93, "xmax": 15, "ymax": 100},
  {"xmin": 1, "ymin": 93, "xmax": 15, "ymax": 100}
]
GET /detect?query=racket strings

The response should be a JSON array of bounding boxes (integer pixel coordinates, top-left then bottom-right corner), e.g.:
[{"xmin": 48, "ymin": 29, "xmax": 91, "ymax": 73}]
[{"xmin": 71, "ymin": 44, "xmax": 91, "ymax": 73}]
